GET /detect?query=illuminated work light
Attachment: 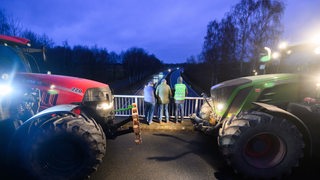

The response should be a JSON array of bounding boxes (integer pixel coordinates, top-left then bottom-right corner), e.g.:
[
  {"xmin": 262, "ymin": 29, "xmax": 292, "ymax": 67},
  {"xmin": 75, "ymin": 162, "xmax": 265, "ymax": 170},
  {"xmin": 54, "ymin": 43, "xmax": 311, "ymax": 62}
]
[{"xmin": 0, "ymin": 84, "xmax": 13, "ymax": 96}]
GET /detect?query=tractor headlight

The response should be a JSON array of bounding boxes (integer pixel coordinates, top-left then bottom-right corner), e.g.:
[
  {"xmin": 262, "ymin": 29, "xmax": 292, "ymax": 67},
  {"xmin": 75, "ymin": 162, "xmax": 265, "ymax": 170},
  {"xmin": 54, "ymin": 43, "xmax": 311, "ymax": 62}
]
[
  {"xmin": 96, "ymin": 102, "xmax": 113, "ymax": 110},
  {"xmin": 217, "ymin": 103, "xmax": 225, "ymax": 111},
  {"xmin": 0, "ymin": 84, "xmax": 13, "ymax": 96}
]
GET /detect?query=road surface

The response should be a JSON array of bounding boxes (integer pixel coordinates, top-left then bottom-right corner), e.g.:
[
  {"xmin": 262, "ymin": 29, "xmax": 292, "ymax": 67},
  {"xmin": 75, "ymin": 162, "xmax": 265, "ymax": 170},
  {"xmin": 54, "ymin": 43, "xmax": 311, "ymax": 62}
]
[
  {"xmin": 90, "ymin": 127, "xmax": 320, "ymax": 180},
  {"xmin": 90, "ymin": 130, "xmax": 235, "ymax": 180}
]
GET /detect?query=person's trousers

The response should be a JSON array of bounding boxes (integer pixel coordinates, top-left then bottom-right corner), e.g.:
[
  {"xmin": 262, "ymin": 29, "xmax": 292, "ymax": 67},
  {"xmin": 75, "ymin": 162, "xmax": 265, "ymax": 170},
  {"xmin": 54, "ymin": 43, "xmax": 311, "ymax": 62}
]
[
  {"xmin": 175, "ymin": 103, "xmax": 184, "ymax": 121},
  {"xmin": 159, "ymin": 103, "xmax": 169, "ymax": 121},
  {"xmin": 144, "ymin": 101, "xmax": 155, "ymax": 122}
]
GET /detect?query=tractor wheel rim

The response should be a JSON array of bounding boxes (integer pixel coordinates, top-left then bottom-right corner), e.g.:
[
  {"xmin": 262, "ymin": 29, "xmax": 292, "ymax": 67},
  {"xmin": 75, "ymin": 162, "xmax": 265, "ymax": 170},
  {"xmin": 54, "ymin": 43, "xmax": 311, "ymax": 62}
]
[{"xmin": 243, "ymin": 133, "xmax": 286, "ymax": 168}]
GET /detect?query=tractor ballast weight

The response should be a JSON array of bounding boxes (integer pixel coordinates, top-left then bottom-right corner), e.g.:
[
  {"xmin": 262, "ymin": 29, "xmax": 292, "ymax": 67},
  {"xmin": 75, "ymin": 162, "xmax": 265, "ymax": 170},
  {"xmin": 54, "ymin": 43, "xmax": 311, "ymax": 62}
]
[{"xmin": 0, "ymin": 35, "xmax": 139, "ymax": 179}]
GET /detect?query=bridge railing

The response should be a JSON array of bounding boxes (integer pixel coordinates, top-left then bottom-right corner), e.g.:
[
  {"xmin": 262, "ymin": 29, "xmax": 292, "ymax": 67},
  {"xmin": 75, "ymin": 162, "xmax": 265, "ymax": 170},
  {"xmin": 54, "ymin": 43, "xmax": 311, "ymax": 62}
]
[{"xmin": 114, "ymin": 95, "xmax": 204, "ymax": 118}]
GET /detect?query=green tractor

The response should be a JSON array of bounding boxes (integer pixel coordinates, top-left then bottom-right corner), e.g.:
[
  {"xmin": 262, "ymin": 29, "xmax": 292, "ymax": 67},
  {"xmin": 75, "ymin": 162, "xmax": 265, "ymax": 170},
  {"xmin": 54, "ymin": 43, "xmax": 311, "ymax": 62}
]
[{"xmin": 191, "ymin": 43, "xmax": 320, "ymax": 178}]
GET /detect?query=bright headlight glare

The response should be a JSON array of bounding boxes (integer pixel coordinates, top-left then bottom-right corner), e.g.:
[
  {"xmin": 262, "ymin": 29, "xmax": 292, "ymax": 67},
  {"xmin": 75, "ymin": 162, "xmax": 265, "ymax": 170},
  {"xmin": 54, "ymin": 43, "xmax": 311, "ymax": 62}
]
[
  {"xmin": 0, "ymin": 84, "xmax": 12, "ymax": 96},
  {"xmin": 96, "ymin": 102, "xmax": 113, "ymax": 110},
  {"xmin": 217, "ymin": 103, "xmax": 224, "ymax": 111}
]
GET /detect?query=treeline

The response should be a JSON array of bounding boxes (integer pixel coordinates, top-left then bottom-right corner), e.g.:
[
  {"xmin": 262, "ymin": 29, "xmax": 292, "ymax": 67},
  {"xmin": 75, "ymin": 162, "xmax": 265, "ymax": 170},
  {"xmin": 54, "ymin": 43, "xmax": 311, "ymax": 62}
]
[
  {"xmin": 184, "ymin": 0, "xmax": 285, "ymax": 94},
  {"xmin": 44, "ymin": 45, "xmax": 162, "ymax": 86},
  {"xmin": 0, "ymin": 9, "xmax": 163, "ymax": 88}
]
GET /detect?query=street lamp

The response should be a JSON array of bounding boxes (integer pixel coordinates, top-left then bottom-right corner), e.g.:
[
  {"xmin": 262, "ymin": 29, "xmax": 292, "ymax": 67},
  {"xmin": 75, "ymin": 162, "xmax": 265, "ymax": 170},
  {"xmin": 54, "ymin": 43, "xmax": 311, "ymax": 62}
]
[{"xmin": 272, "ymin": 52, "xmax": 281, "ymax": 59}]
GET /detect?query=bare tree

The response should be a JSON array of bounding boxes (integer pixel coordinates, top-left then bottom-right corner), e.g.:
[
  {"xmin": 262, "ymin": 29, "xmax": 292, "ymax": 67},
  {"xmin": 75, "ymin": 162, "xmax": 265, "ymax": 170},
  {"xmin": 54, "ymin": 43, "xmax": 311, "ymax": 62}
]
[
  {"xmin": 21, "ymin": 30, "xmax": 54, "ymax": 48},
  {"xmin": 202, "ymin": 0, "xmax": 284, "ymax": 80},
  {"xmin": 123, "ymin": 47, "xmax": 162, "ymax": 84},
  {"xmin": 231, "ymin": 0, "xmax": 284, "ymax": 73},
  {"xmin": 0, "ymin": 9, "xmax": 23, "ymax": 36}
]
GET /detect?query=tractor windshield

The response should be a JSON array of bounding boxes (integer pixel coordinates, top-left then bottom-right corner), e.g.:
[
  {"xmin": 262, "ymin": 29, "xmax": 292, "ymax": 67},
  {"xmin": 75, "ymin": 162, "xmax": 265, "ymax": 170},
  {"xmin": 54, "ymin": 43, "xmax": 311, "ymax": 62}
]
[
  {"xmin": 0, "ymin": 44, "xmax": 32, "ymax": 74},
  {"xmin": 210, "ymin": 78, "xmax": 251, "ymax": 118}
]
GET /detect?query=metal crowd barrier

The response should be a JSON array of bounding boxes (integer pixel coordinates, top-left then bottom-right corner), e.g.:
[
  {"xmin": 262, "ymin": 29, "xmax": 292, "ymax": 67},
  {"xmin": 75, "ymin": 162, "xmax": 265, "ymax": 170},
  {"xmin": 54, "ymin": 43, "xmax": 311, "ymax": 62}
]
[{"xmin": 113, "ymin": 95, "xmax": 204, "ymax": 118}]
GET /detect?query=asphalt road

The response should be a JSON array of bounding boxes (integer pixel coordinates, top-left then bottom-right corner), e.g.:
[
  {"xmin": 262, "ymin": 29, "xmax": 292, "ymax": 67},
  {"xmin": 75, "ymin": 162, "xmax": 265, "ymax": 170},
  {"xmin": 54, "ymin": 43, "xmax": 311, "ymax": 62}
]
[
  {"xmin": 90, "ymin": 126, "xmax": 320, "ymax": 180},
  {"xmin": 89, "ymin": 129, "xmax": 237, "ymax": 180},
  {"xmin": 2, "ymin": 125, "xmax": 319, "ymax": 179}
]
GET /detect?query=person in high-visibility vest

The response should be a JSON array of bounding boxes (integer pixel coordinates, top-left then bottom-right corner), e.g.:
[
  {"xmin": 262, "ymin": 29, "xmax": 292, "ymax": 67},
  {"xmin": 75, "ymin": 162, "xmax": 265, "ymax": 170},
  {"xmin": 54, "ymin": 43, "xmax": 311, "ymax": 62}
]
[{"xmin": 174, "ymin": 76, "xmax": 188, "ymax": 123}]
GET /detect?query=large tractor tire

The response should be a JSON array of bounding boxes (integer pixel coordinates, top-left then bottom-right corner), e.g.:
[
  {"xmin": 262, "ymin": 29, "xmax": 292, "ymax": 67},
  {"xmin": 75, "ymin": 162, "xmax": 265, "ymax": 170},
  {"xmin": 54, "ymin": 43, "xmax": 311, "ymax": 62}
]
[
  {"xmin": 218, "ymin": 111, "xmax": 305, "ymax": 179},
  {"xmin": 17, "ymin": 113, "xmax": 106, "ymax": 179}
]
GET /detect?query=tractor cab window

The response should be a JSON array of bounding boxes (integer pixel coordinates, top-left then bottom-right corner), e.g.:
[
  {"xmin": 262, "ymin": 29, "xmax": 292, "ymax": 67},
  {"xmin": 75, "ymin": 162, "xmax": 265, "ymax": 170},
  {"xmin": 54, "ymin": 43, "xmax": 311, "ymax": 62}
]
[{"xmin": 0, "ymin": 44, "xmax": 31, "ymax": 74}]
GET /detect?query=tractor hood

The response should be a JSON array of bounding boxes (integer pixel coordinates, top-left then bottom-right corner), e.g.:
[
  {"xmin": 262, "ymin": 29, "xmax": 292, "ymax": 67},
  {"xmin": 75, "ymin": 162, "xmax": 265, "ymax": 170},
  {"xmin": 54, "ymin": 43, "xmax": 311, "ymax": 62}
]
[
  {"xmin": 16, "ymin": 72, "xmax": 108, "ymax": 94},
  {"xmin": 210, "ymin": 73, "xmax": 301, "ymax": 121},
  {"xmin": 211, "ymin": 73, "xmax": 298, "ymax": 92},
  {"xmin": 14, "ymin": 72, "xmax": 111, "ymax": 109}
]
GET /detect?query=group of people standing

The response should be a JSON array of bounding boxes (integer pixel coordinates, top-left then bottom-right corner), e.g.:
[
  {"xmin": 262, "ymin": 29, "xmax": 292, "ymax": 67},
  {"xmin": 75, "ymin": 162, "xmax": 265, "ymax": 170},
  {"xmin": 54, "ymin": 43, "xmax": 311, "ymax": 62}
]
[{"xmin": 143, "ymin": 76, "xmax": 188, "ymax": 125}]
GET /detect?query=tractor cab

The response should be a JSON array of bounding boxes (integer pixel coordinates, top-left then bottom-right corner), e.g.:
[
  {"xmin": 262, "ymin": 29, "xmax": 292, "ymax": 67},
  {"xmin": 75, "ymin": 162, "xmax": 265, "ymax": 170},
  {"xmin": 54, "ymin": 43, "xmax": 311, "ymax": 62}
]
[{"xmin": 0, "ymin": 35, "xmax": 39, "ymax": 74}]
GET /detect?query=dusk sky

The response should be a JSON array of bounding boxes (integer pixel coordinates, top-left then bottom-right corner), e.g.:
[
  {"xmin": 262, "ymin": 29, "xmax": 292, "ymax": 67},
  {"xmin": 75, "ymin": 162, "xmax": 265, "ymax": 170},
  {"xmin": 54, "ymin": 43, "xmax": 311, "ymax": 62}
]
[{"xmin": 1, "ymin": 0, "xmax": 320, "ymax": 63}]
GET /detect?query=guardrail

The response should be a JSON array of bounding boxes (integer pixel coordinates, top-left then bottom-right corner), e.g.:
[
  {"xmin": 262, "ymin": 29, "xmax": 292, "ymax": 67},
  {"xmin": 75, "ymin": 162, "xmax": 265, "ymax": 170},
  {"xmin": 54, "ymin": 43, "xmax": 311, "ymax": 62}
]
[{"xmin": 114, "ymin": 95, "xmax": 204, "ymax": 118}]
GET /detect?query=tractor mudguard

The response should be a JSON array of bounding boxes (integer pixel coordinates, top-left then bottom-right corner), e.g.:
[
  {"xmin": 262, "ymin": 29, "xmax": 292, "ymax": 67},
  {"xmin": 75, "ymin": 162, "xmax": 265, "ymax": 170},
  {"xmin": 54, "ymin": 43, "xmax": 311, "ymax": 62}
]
[
  {"xmin": 26, "ymin": 104, "xmax": 79, "ymax": 120},
  {"xmin": 7, "ymin": 104, "xmax": 81, "ymax": 151},
  {"xmin": 252, "ymin": 102, "xmax": 312, "ymax": 156},
  {"xmin": 10, "ymin": 104, "xmax": 82, "ymax": 137}
]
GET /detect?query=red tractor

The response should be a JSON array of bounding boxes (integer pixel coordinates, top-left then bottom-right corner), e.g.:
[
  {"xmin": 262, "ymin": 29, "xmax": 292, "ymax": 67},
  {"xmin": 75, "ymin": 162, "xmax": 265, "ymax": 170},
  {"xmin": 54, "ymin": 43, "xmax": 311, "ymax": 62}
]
[{"xmin": 0, "ymin": 35, "xmax": 137, "ymax": 179}]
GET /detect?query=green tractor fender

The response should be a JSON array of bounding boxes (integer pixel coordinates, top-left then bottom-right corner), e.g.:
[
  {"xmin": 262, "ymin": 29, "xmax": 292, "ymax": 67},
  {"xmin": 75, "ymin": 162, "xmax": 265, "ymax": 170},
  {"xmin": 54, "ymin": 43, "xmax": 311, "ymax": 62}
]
[{"xmin": 252, "ymin": 102, "xmax": 312, "ymax": 156}]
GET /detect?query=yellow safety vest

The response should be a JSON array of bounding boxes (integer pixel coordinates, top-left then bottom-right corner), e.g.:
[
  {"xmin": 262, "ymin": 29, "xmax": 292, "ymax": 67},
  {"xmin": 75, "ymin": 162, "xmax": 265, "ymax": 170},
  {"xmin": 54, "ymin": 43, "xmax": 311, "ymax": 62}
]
[{"xmin": 174, "ymin": 84, "xmax": 186, "ymax": 100}]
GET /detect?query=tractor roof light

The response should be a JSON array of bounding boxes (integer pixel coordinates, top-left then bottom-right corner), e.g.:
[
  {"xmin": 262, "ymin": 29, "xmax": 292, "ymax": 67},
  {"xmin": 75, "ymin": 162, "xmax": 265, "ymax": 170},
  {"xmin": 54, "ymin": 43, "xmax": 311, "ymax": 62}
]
[
  {"xmin": 272, "ymin": 52, "xmax": 281, "ymax": 59},
  {"xmin": 314, "ymin": 47, "xmax": 320, "ymax": 54},
  {"xmin": 278, "ymin": 42, "xmax": 288, "ymax": 50}
]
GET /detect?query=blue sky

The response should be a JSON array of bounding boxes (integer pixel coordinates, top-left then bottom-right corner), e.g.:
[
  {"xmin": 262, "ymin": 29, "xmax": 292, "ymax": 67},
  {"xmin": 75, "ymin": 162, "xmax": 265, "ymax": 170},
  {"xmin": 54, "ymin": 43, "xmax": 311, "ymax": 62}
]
[{"xmin": 1, "ymin": 0, "xmax": 320, "ymax": 63}]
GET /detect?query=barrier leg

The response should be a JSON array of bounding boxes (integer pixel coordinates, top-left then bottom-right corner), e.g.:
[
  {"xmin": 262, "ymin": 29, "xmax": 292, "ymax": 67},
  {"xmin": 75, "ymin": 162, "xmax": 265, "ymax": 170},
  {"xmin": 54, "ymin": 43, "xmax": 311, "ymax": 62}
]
[{"xmin": 131, "ymin": 103, "xmax": 142, "ymax": 144}]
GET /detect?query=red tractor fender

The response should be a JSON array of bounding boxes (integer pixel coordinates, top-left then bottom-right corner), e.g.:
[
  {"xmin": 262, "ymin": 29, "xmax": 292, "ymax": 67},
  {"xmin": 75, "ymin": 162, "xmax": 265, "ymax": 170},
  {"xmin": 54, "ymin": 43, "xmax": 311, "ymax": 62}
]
[{"xmin": 28, "ymin": 104, "xmax": 79, "ymax": 120}]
